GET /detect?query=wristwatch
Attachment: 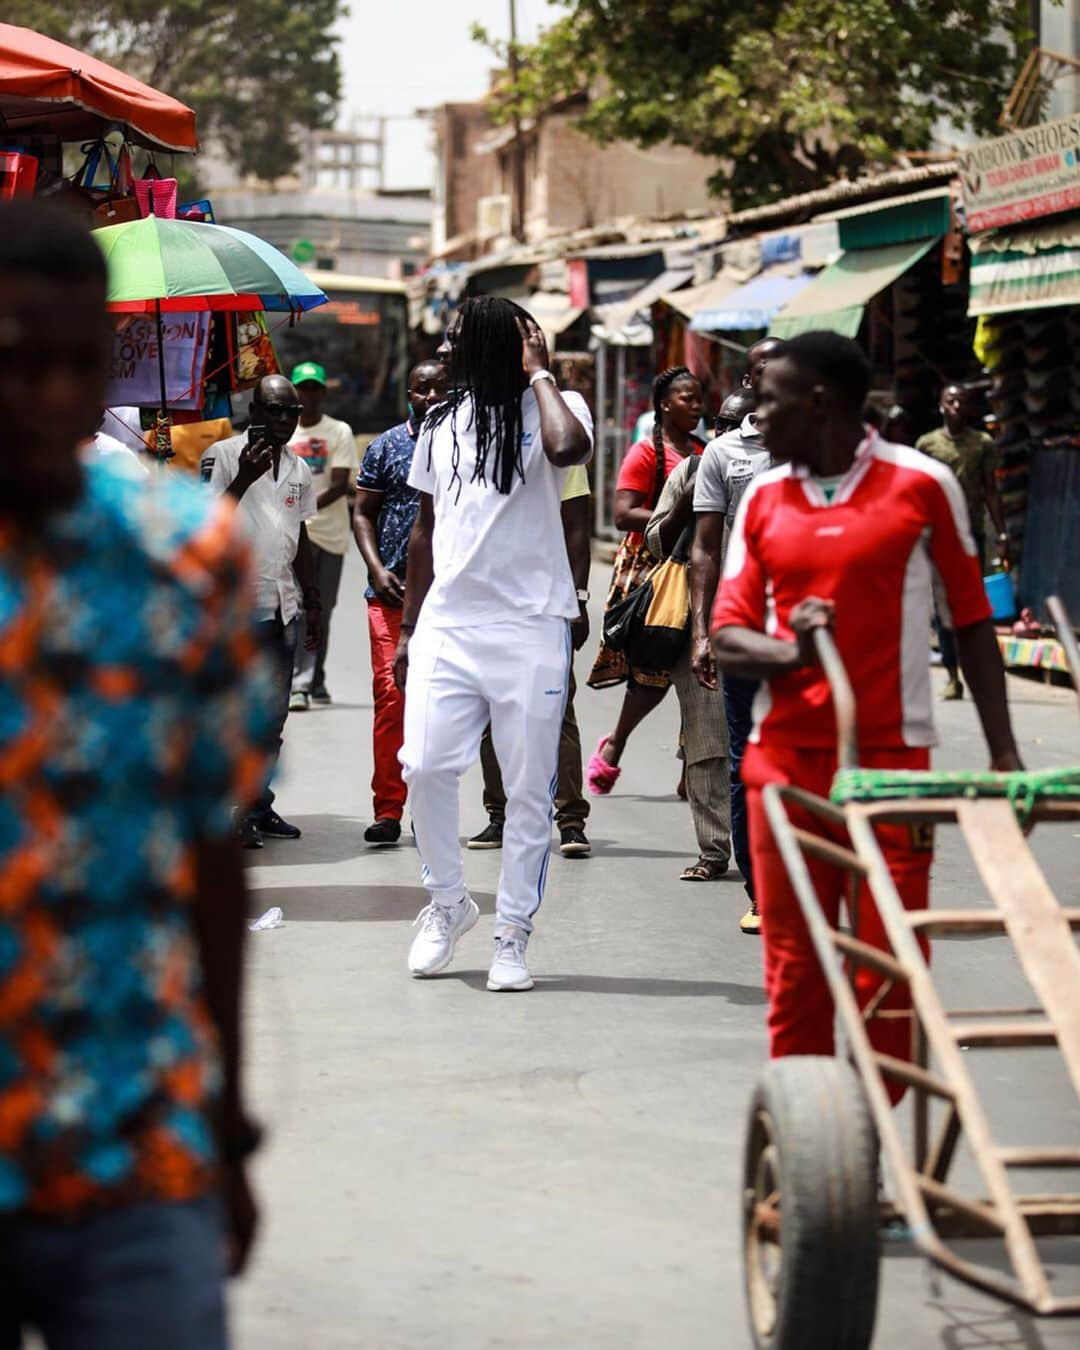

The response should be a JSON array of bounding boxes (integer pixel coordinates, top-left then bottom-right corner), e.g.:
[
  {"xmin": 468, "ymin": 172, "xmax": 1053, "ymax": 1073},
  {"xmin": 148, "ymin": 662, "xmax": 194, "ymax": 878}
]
[
  {"xmin": 575, "ymin": 588, "xmax": 590, "ymax": 602},
  {"xmin": 530, "ymin": 370, "xmax": 557, "ymax": 388}
]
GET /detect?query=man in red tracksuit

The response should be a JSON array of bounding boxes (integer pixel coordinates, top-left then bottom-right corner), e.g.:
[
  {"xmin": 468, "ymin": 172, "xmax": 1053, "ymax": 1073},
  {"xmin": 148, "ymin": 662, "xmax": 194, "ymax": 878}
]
[{"xmin": 711, "ymin": 331, "xmax": 1021, "ymax": 1076}]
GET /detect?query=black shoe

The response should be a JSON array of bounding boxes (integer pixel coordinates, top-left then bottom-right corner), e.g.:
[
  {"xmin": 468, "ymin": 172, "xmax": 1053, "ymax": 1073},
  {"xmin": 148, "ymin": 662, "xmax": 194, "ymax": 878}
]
[
  {"xmin": 257, "ymin": 809, "xmax": 302, "ymax": 839},
  {"xmin": 467, "ymin": 822, "xmax": 503, "ymax": 850},
  {"xmin": 238, "ymin": 817, "xmax": 263, "ymax": 850},
  {"xmin": 559, "ymin": 826, "xmax": 591, "ymax": 857},
  {"xmin": 364, "ymin": 818, "xmax": 402, "ymax": 846},
  {"xmin": 310, "ymin": 685, "xmax": 331, "ymax": 705}
]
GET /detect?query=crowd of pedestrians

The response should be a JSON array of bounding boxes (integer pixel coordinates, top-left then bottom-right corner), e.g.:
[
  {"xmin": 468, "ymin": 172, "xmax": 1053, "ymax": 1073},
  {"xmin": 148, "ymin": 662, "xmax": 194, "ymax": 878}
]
[{"xmin": 1, "ymin": 200, "xmax": 1023, "ymax": 1347}]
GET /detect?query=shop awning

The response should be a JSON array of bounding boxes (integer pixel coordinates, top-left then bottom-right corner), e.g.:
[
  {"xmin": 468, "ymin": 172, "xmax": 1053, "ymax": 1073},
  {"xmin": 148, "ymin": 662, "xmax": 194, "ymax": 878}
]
[
  {"xmin": 0, "ymin": 23, "xmax": 198, "ymax": 151},
  {"xmin": 688, "ymin": 268, "xmax": 815, "ymax": 333},
  {"xmin": 656, "ymin": 269, "xmax": 746, "ymax": 320},
  {"xmin": 769, "ymin": 237, "xmax": 938, "ymax": 339},
  {"xmin": 968, "ymin": 218, "xmax": 1080, "ymax": 317},
  {"xmin": 824, "ymin": 188, "xmax": 952, "ymax": 251},
  {"xmin": 591, "ymin": 267, "xmax": 694, "ymax": 345}
]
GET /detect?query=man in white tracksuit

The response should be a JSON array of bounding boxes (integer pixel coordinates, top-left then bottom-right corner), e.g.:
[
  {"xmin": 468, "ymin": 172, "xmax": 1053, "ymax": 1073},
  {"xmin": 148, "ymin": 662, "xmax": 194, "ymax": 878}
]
[{"xmin": 392, "ymin": 296, "xmax": 593, "ymax": 991}]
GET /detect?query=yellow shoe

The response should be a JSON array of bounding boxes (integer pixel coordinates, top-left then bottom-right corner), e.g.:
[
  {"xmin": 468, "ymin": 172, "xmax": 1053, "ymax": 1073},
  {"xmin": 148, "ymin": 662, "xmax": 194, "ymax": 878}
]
[{"xmin": 740, "ymin": 899, "xmax": 761, "ymax": 935}]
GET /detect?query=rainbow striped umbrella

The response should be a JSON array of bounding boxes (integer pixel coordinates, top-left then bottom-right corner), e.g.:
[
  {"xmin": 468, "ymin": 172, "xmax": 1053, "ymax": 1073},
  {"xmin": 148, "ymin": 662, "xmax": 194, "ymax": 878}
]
[{"xmin": 94, "ymin": 215, "xmax": 327, "ymax": 314}]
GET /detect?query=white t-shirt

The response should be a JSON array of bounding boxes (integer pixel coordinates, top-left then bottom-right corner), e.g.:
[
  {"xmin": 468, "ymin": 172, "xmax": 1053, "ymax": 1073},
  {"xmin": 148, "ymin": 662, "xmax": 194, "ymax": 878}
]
[
  {"xmin": 104, "ymin": 406, "xmax": 151, "ymax": 454},
  {"xmin": 287, "ymin": 414, "xmax": 358, "ymax": 555},
  {"xmin": 409, "ymin": 388, "xmax": 593, "ymax": 629},
  {"xmin": 207, "ymin": 434, "xmax": 316, "ymax": 624},
  {"xmin": 82, "ymin": 431, "xmax": 150, "ymax": 478}
]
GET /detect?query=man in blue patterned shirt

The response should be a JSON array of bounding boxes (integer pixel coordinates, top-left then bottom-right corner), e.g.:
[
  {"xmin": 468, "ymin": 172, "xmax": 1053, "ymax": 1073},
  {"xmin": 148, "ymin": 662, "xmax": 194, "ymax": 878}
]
[
  {"xmin": 352, "ymin": 360, "xmax": 447, "ymax": 845},
  {"xmin": 0, "ymin": 202, "xmax": 273, "ymax": 1349}
]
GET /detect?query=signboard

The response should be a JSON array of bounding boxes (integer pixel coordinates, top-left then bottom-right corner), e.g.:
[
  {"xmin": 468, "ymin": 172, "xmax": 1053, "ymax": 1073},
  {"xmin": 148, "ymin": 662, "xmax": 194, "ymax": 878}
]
[
  {"xmin": 291, "ymin": 237, "xmax": 317, "ymax": 264},
  {"xmin": 106, "ymin": 313, "xmax": 210, "ymax": 409},
  {"xmin": 958, "ymin": 113, "xmax": 1080, "ymax": 233}
]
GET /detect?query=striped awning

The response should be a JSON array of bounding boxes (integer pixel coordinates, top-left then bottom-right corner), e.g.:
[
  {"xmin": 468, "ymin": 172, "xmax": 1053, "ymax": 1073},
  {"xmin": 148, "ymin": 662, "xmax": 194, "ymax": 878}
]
[{"xmin": 968, "ymin": 218, "xmax": 1080, "ymax": 317}]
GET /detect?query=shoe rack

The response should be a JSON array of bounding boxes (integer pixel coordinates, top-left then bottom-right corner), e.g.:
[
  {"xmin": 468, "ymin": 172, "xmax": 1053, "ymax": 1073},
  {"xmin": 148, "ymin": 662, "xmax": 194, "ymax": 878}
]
[{"xmin": 983, "ymin": 306, "xmax": 1080, "ymax": 574}]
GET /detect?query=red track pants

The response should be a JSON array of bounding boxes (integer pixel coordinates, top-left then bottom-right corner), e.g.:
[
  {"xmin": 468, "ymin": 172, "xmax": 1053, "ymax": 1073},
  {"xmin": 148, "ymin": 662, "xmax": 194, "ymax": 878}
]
[
  {"xmin": 744, "ymin": 743, "xmax": 932, "ymax": 1093},
  {"xmin": 368, "ymin": 601, "xmax": 407, "ymax": 821}
]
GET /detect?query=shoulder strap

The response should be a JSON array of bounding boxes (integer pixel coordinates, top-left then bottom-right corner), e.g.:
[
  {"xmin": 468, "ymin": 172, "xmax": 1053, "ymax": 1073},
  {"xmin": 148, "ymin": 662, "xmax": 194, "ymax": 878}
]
[{"xmin": 653, "ymin": 437, "xmax": 665, "ymax": 508}]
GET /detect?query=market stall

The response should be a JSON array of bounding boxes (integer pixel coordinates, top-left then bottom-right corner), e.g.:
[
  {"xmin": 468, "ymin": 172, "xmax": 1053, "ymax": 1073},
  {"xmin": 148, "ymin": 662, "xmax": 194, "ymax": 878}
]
[
  {"xmin": 959, "ymin": 113, "xmax": 1080, "ymax": 636},
  {"xmin": 0, "ymin": 25, "xmax": 331, "ymax": 463}
]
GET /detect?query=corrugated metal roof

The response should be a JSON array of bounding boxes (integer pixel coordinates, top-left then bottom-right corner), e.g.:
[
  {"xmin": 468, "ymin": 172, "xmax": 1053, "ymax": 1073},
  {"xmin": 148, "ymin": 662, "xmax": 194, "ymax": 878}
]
[{"xmin": 726, "ymin": 163, "xmax": 958, "ymax": 231}]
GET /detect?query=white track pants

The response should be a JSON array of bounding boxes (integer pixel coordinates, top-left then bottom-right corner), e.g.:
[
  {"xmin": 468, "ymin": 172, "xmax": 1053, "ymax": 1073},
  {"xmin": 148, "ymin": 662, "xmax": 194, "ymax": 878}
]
[{"xmin": 401, "ymin": 615, "xmax": 571, "ymax": 936}]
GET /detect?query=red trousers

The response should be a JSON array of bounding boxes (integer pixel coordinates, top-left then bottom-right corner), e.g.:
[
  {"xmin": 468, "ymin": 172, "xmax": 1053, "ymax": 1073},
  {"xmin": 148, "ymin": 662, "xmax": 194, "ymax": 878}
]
[
  {"xmin": 744, "ymin": 743, "xmax": 932, "ymax": 1090},
  {"xmin": 368, "ymin": 601, "xmax": 407, "ymax": 821}
]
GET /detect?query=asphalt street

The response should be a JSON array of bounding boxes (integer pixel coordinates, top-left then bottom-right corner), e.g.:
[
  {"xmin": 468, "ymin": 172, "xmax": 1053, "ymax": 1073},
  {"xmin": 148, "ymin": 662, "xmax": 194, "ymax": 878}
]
[{"xmin": 233, "ymin": 549, "xmax": 1079, "ymax": 1350}]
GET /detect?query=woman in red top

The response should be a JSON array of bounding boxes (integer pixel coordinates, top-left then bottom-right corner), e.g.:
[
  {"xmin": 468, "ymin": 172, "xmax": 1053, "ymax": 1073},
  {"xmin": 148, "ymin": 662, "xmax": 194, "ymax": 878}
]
[{"xmin": 586, "ymin": 365, "xmax": 705, "ymax": 793}]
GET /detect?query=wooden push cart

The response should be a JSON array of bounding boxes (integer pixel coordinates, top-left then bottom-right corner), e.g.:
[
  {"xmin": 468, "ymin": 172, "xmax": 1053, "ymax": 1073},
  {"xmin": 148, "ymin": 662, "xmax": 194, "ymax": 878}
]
[{"xmin": 742, "ymin": 597, "xmax": 1080, "ymax": 1350}]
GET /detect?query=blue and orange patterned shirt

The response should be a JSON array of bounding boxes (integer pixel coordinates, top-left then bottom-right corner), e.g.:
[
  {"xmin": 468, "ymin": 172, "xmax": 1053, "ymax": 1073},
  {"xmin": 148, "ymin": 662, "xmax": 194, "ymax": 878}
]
[
  {"xmin": 356, "ymin": 420, "xmax": 421, "ymax": 600},
  {"xmin": 0, "ymin": 459, "xmax": 274, "ymax": 1216}
]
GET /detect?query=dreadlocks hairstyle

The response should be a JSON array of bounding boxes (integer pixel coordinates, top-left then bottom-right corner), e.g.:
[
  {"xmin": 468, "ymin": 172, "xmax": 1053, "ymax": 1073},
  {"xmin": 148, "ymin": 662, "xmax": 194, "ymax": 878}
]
[
  {"xmin": 651, "ymin": 366, "xmax": 695, "ymax": 463},
  {"xmin": 426, "ymin": 295, "xmax": 533, "ymax": 502}
]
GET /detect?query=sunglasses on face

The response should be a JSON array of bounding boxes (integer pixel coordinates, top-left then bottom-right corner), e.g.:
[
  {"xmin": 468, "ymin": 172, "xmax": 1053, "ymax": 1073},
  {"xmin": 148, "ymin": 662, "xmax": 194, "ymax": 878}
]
[{"xmin": 259, "ymin": 402, "xmax": 303, "ymax": 417}]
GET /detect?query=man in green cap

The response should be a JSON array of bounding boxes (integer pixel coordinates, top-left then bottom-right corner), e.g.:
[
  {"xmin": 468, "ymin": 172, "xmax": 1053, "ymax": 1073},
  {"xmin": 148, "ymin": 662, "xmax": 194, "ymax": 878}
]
[{"xmin": 287, "ymin": 361, "xmax": 358, "ymax": 709}]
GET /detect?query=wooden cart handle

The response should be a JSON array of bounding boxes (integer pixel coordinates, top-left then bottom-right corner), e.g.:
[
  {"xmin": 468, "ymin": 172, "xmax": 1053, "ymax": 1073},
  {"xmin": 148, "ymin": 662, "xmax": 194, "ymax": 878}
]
[{"xmin": 813, "ymin": 627, "xmax": 858, "ymax": 770}]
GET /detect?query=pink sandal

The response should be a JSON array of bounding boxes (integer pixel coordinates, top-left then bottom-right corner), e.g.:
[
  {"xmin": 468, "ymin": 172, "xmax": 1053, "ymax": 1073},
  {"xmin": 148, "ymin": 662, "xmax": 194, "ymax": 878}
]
[{"xmin": 586, "ymin": 736, "xmax": 621, "ymax": 796}]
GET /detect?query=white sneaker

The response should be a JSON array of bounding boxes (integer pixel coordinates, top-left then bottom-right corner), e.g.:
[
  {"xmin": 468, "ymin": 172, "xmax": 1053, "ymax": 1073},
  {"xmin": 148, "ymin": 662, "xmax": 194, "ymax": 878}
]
[
  {"xmin": 289, "ymin": 690, "xmax": 310, "ymax": 712},
  {"xmin": 487, "ymin": 929, "xmax": 534, "ymax": 991},
  {"xmin": 408, "ymin": 895, "xmax": 479, "ymax": 977}
]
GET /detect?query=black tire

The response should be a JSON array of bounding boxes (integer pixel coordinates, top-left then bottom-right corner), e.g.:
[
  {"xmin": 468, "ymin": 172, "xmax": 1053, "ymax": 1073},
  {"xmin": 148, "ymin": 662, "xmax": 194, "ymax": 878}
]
[{"xmin": 742, "ymin": 1056, "xmax": 881, "ymax": 1350}]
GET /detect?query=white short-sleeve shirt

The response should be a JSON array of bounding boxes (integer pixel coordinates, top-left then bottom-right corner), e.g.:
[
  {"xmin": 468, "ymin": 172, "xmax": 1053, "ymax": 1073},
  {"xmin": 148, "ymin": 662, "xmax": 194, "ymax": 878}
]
[
  {"xmin": 409, "ymin": 388, "xmax": 593, "ymax": 629},
  {"xmin": 208, "ymin": 434, "xmax": 316, "ymax": 624}
]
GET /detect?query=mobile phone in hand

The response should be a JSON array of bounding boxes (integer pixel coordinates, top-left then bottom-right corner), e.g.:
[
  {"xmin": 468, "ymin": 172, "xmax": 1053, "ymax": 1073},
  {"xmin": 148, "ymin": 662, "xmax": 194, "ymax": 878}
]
[{"xmin": 247, "ymin": 423, "xmax": 268, "ymax": 449}]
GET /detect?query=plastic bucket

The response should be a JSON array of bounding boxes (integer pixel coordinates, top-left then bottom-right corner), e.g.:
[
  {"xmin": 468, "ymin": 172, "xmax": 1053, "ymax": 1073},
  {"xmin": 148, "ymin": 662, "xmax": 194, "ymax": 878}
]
[
  {"xmin": 984, "ymin": 571, "xmax": 1015, "ymax": 621},
  {"xmin": 0, "ymin": 150, "xmax": 38, "ymax": 200}
]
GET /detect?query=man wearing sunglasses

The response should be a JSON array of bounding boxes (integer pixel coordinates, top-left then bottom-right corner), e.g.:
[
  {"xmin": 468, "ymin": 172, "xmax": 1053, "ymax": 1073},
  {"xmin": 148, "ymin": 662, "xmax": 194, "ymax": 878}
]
[{"xmin": 207, "ymin": 375, "xmax": 322, "ymax": 848}]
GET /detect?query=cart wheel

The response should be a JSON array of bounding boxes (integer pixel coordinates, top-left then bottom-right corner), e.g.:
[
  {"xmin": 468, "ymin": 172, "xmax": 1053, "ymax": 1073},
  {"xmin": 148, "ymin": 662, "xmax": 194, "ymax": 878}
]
[{"xmin": 743, "ymin": 1056, "xmax": 880, "ymax": 1350}]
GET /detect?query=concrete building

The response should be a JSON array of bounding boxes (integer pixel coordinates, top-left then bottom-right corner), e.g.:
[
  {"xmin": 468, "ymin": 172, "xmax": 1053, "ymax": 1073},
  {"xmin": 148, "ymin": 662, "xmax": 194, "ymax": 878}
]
[
  {"xmin": 431, "ymin": 93, "xmax": 719, "ymax": 261},
  {"xmin": 211, "ymin": 187, "xmax": 432, "ymax": 278},
  {"xmin": 196, "ymin": 125, "xmax": 432, "ymax": 279},
  {"xmin": 1037, "ymin": 0, "xmax": 1080, "ymax": 118}
]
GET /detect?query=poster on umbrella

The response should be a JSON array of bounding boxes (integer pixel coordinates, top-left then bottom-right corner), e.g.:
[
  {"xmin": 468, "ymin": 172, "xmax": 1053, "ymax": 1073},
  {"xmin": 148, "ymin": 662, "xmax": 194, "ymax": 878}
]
[{"xmin": 107, "ymin": 312, "xmax": 211, "ymax": 409}]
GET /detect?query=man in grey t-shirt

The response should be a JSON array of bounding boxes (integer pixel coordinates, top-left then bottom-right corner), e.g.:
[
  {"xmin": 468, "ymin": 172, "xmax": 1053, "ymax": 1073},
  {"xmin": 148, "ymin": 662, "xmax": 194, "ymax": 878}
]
[
  {"xmin": 688, "ymin": 336, "xmax": 784, "ymax": 933},
  {"xmin": 693, "ymin": 411, "xmax": 772, "ymax": 530}
]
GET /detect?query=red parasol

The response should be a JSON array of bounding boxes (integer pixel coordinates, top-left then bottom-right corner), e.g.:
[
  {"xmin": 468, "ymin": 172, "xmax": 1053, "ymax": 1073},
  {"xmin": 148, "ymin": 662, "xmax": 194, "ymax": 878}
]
[{"xmin": 0, "ymin": 24, "xmax": 197, "ymax": 152}]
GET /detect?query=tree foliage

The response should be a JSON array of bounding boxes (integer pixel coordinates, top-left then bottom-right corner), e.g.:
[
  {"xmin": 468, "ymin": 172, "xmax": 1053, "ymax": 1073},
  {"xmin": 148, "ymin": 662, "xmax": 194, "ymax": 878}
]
[
  {"xmin": 9, "ymin": 1, "xmax": 344, "ymax": 182},
  {"xmin": 475, "ymin": 0, "xmax": 1037, "ymax": 209}
]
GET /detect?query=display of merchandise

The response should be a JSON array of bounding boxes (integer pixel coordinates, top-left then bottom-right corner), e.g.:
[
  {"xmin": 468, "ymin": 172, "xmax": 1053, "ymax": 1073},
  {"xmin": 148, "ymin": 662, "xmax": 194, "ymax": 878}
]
[
  {"xmin": 890, "ymin": 244, "xmax": 981, "ymax": 441},
  {"xmin": 978, "ymin": 304, "xmax": 1080, "ymax": 580}
]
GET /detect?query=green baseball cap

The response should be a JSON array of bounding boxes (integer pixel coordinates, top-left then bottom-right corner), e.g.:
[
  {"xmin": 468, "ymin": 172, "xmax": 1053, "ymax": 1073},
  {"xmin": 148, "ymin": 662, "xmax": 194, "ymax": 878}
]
[{"xmin": 290, "ymin": 360, "xmax": 327, "ymax": 387}]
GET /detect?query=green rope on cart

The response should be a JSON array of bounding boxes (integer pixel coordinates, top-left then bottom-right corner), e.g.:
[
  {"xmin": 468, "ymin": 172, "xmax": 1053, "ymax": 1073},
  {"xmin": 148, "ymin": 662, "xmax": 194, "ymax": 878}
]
[{"xmin": 830, "ymin": 765, "xmax": 1080, "ymax": 824}]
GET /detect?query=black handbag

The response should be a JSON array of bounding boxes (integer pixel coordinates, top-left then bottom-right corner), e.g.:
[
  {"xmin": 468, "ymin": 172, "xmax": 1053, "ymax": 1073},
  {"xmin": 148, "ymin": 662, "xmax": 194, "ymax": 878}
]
[
  {"xmin": 602, "ymin": 454, "xmax": 696, "ymax": 668},
  {"xmin": 602, "ymin": 575, "xmax": 654, "ymax": 654}
]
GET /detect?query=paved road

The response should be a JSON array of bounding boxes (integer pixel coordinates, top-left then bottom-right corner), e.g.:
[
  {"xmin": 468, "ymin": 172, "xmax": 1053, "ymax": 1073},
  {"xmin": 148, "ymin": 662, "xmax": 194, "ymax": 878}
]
[{"xmin": 233, "ymin": 550, "xmax": 1079, "ymax": 1350}]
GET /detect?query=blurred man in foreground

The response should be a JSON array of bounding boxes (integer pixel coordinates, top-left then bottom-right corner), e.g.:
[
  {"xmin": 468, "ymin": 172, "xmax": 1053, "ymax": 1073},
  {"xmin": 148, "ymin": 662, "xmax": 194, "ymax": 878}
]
[{"xmin": 0, "ymin": 201, "xmax": 270, "ymax": 1349}]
